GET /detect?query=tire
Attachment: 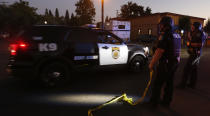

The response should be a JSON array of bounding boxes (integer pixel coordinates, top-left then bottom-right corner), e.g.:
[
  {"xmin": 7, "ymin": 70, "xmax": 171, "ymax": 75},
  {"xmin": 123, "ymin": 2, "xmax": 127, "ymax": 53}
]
[
  {"xmin": 129, "ymin": 55, "xmax": 145, "ymax": 72},
  {"xmin": 39, "ymin": 62, "xmax": 70, "ymax": 87}
]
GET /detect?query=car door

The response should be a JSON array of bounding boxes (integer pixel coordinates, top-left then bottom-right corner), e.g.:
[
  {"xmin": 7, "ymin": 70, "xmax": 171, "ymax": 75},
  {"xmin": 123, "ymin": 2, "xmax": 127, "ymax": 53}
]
[
  {"xmin": 67, "ymin": 29, "xmax": 99, "ymax": 64},
  {"xmin": 97, "ymin": 32, "xmax": 128, "ymax": 65}
]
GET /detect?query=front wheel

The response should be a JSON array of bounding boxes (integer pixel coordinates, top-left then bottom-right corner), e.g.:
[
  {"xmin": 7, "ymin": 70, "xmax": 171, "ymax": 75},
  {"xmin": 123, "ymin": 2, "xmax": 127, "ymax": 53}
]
[
  {"xmin": 129, "ymin": 55, "xmax": 145, "ymax": 72},
  {"xmin": 39, "ymin": 62, "xmax": 70, "ymax": 87}
]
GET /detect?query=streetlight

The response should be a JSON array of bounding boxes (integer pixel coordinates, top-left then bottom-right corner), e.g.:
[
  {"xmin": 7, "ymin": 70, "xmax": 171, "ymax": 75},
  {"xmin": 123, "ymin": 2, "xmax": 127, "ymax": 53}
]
[
  {"xmin": 101, "ymin": 0, "xmax": 104, "ymax": 29},
  {"xmin": 181, "ymin": 30, "xmax": 184, "ymax": 36},
  {"xmin": 44, "ymin": 21, "xmax": 48, "ymax": 24}
]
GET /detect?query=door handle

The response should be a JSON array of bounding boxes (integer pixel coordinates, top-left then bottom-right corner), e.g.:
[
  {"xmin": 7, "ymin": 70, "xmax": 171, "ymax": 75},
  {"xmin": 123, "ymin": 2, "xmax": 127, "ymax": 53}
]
[{"xmin": 102, "ymin": 46, "xmax": 109, "ymax": 49}]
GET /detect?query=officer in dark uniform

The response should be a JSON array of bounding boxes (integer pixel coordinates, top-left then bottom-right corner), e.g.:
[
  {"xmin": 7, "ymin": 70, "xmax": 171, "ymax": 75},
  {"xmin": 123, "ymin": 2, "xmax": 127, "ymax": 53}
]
[
  {"xmin": 177, "ymin": 22, "xmax": 206, "ymax": 89},
  {"xmin": 149, "ymin": 16, "xmax": 181, "ymax": 108}
]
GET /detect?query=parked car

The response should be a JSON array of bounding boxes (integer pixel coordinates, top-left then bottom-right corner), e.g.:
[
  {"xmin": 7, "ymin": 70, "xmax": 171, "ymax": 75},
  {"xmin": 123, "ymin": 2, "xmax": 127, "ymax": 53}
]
[{"xmin": 7, "ymin": 25, "xmax": 149, "ymax": 87}]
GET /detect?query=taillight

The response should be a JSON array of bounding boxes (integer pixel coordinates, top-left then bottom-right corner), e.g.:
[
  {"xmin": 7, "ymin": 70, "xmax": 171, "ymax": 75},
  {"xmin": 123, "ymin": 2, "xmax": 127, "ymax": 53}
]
[
  {"xmin": 10, "ymin": 44, "xmax": 18, "ymax": 56},
  {"xmin": 9, "ymin": 42, "xmax": 28, "ymax": 56},
  {"xmin": 19, "ymin": 43, "xmax": 27, "ymax": 48}
]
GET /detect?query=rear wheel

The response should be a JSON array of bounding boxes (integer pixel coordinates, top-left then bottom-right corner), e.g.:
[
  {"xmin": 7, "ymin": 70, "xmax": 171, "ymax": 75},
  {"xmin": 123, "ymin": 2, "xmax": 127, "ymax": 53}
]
[
  {"xmin": 40, "ymin": 62, "xmax": 70, "ymax": 87},
  {"xmin": 129, "ymin": 55, "xmax": 145, "ymax": 72}
]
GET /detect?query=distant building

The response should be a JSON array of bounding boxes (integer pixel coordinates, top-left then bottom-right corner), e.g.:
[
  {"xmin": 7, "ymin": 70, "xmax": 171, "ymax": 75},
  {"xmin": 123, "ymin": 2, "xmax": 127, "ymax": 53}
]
[
  {"xmin": 104, "ymin": 19, "xmax": 131, "ymax": 42},
  {"xmin": 110, "ymin": 12, "xmax": 205, "ymax": 41}
]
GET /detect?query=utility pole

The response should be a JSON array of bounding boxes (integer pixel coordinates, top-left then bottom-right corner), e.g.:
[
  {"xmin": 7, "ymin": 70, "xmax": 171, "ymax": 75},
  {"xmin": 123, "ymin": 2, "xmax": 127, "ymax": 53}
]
[{"xmin": 101, "ymin": 0, "xmax": 104, "ymax": 29}]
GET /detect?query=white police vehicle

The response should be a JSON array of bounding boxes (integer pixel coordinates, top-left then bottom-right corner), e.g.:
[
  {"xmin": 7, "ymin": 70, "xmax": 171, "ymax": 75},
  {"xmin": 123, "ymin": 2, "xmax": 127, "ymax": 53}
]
[{"xmin": 7, "ymin": 25, "xmax": 149, "ymax": 86}]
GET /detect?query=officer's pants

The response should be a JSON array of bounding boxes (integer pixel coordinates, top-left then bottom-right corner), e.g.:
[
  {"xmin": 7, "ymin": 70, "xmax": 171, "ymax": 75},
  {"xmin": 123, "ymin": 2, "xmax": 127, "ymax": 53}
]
[
  {"xmin": 180, "ymin": 55, "xmax": 199, "ymax": 88},
  {"xmin": 150, "ymin": 61, "xmax": 179, "ymax": 105}
]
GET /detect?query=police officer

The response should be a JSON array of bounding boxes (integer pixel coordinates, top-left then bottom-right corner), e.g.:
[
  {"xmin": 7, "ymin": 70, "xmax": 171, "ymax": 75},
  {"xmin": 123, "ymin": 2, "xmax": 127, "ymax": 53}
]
[
  {"xmin": 177, "ymin": 22, "xmax": 206, "ymax": 89},
  {"xmin": 149, "ymin": 16, "xmax": 181, "ymax": 108}
]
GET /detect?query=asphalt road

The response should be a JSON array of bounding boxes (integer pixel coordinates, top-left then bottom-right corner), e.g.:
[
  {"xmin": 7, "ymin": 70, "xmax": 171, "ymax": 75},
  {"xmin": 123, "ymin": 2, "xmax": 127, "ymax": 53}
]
[{"xmin": 0, "ymin": 40, "xmax": 210, "ymax": 116}]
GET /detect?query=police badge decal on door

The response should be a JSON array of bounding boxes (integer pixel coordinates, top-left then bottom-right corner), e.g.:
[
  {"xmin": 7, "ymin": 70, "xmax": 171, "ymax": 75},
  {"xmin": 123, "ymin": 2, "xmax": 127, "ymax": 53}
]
[{"xmin": 112, "ymin": 47, "xmax": 120, "ymax": 59}]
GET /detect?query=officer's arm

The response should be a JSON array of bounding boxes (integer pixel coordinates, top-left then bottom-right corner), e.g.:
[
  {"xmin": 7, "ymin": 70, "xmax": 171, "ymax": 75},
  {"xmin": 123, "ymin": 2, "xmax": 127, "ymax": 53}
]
[{"xmin": 149, "ymin": 48, "xmax": 165, "ymax": 70}]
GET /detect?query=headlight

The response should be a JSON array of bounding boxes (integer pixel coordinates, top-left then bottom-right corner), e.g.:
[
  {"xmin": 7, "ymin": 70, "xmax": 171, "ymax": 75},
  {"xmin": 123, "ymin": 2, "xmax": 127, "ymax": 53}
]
[{"xmin": 143, "ymin": 47, "xmax": 149, "ymax": 54}]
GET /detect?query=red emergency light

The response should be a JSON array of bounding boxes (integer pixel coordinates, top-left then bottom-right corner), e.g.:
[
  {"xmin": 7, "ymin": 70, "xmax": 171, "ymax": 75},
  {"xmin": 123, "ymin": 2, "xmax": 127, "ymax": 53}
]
[{"xmin": 9, "ymin": 42, "xmax": 28, "ymax": 56}]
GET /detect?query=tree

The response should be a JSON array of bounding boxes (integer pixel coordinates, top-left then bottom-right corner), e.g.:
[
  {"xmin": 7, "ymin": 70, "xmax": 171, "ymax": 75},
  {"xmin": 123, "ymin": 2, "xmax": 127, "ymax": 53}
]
[
  {"xmin": 54, "ymin": 8, "xmax": 62, "ymax": 24},
  {"xmin": 69, "ymin": 13, "xmax": 79, "ymax": 26},
  {"xmin": 0, "ymin": 0, "xmax": 39, "ymax": 35},
  {"xmin": 43, "ymin": 9, "xmax": 55, "ymax": 25},
  {"xmin": 45, "ymin": 8, "xmax": 49, "ymax": 16},
  {"xmin": 43, "ymin": 8, "xmax": 63, "ymax": 25},
  {"xmin": 64, "ymin": 9, "xmax": 70, "ymax": 25},
  {"xmin": 65, "ymin": 10, "xmax": 70, "ymax": 20},
  {"xmin": 0, "ymin": 4, "xmax": 11, "ymax": 31},
  {"xmin": 59, "ymin": 16, "xmax": 65, "ymax": 25},
  {"xmin": 145, "ymin": 7, "xmax": 152, "ymax": 15},
  {"xmin": 75, "ymin": 0, "xmax": 96, "ymax": 25},
  {"xmin": 10, "ymin": 0, "xmax": 38, "ymax": 26},
  {"xmin": 204, "ymin": 19, "xmax": 210, "ymax": 33},
  {"xmin": 120, "ymin": 1, "xmax": 151, "ymax": 18},
  {"xmin": 55, "ymin": 8, "xmax": 59, "ymax": 18},
  {"xmin": 49, "ymin": 10, "xmax": 53, "ymax": 17}
]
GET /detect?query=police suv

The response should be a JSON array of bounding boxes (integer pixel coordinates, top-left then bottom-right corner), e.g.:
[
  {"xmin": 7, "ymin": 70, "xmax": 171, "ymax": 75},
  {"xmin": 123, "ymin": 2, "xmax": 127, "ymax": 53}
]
[{"xmin": 7, "ymin": 25, "xmax": 149, "ymax": 86}]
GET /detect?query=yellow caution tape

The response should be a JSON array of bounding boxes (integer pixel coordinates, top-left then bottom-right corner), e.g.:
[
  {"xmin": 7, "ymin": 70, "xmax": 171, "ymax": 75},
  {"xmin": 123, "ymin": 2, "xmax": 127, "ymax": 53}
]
[{"xmin": 88, "ymin": 71, "xmax": 154, "ymax": 116}]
